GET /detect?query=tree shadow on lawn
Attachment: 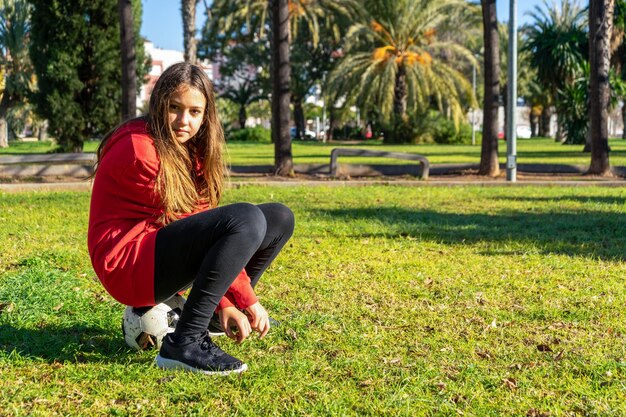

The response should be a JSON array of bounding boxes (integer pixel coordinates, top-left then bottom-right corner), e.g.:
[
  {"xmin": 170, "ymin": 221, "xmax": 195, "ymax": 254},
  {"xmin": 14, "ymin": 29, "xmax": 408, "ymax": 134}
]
[
  {"xmin": 311, "ymin": 207, "xmax": 625, "ymax": 261},
  {"xmin": 0, "ymin": 323, "xmax": 137, "ymax": 364},
  {"xmin": 492, "ymin": 195, "xmax": 626, "ymax": 206},
  {"xmin": 408, "ymin": 151, "xmax": 483, "ymax": 158},
  {"xmin": 515, "ymin": 150, "xmax": 594, "ymax": 158}
]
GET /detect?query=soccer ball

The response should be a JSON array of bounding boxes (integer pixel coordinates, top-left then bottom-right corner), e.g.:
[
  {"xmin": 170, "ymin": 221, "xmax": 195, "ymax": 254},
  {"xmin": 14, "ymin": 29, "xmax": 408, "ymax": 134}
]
[{"xmin": 122, "ymin": 294, "xmax": 185, "ymax": 351}]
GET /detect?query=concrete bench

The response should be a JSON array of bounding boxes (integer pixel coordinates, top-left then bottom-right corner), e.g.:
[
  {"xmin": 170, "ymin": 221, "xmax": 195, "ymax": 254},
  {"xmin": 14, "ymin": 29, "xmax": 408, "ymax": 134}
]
[
  {"xmin": 0, "ymin": 153, "xmax": 96, "ymax": 177},
  {"xmin": 329, "ymin": 148, "xmax": 430, "ymax": 179}
]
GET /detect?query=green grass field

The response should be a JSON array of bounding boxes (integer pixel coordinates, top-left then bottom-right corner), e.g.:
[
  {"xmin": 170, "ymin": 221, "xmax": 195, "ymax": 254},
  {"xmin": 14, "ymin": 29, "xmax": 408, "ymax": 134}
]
[
  {"xmin": 1, "ymin": 185, "xmax": 625, "ymax": 415},
  {"xmin": 3, "ymin": 137, "xmax": 626, "ymax": 167}
]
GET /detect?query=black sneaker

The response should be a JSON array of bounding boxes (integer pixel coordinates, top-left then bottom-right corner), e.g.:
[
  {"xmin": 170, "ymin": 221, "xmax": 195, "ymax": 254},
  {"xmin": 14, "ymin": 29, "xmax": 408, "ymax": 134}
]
[{"xmin": 155, "ymin": 332, "xmax": 247, "ymax": 375}]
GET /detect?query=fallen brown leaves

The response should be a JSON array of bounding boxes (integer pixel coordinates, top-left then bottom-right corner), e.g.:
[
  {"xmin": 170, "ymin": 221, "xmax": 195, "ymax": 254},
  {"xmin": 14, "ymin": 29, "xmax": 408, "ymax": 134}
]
[{"xmin": 502, "ymin": 377, "xmax": 518, "ymax": 390}]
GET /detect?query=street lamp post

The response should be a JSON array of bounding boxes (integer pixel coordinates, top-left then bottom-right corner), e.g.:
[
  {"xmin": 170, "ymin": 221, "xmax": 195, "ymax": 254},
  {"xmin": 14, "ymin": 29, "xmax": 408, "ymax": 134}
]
[{"xmin": 506, "ymin": 0, "xmax": 518, "ymax": 182}]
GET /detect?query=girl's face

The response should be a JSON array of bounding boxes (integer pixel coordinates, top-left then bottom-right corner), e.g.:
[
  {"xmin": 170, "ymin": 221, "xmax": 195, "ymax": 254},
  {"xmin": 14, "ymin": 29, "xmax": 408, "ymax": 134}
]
[{"xmin": 168, "ymin": 86, "xmax": 207, "ymax": 144}]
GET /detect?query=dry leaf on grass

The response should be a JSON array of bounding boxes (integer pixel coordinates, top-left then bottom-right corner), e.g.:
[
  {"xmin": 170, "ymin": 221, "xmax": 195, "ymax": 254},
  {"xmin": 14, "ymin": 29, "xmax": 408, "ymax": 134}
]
[
  {"xmin": 0, "ymin": 302, "xmax": 15, "ymax": 313},
  {"xmin": 526, "ymin": 409, "xmax": 550, "ymax": 417},
  {"xmin": 475, "ymin": 349, "xmax": 493, "ymax": 360},
  {"xmin": 502, "ymin": 377, "xmax": 517, "ymax": 390},
  {"xmin": 287, "ymin": 328, "xmax": 298, "ymax": 341},
  {"xmin": 358, "ymin": 379, "xmax": 373, "ymax": 388}
]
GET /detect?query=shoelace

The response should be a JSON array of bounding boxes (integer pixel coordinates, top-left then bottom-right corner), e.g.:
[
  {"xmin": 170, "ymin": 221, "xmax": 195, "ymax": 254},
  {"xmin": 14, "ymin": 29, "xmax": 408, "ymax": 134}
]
[
  {"xmin": 199, "ymin": 333, "xmax": 225, "ymax": 357},
  {"xmin": 199, "ymin": 335, "xmax": 214, "ymax": 351}
]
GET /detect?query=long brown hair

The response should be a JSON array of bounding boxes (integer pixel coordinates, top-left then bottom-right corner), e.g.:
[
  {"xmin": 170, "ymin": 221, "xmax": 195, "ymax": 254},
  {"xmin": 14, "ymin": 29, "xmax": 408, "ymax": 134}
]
[{"xmin": 97, "ymin": 62, "xmax": 226, "ymax": 224}]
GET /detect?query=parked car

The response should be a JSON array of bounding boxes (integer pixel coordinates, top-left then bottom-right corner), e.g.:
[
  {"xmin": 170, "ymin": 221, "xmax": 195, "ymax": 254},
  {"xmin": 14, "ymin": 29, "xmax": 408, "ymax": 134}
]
[
  {"xmin": 290, "ymin": 127, "xmax": 317, "ymax": 140},
  {"xmin": 498, "ymin": 126, "xmax": 532, "ymax": 139},
  {"xmin": 516, "ymin": 125, "xmax": 532, "ymax": 139}
]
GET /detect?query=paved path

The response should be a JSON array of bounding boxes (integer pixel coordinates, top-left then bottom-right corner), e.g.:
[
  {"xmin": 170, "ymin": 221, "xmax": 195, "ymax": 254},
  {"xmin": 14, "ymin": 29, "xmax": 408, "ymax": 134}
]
[
  {"xmin": 1, "ymin": 175, "xmax": 625, "ymax": 193},
  {"xmin": 1, "ymin": 152, "xmax": 624, "ymax": 192}
]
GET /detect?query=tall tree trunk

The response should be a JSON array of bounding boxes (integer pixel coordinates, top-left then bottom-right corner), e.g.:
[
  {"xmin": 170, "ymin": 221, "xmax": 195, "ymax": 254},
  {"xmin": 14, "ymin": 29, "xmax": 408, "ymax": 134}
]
[
  {"xmin": 389, "ymin": 65, "xmax": 408, "ymax": 144},
  {"xmin": 182, "ymin": 0, "xmax": 198, "ymax": 64},
  {"xmin": 328, "ymin": 109, "xmax": 339, "ymax": 141},
  {"xmin": 479, "ymin": 0, "xmax": 500, "ymax": 176},
  {"xmin": 293, "ymin": 97, "xmax": 305, "ymax": 139},
  {"xmin": 0, "ymin": 94, "xmax": 10, "ymax": 148},
  {"xmin": 538, "ymin": 109, "xmax": 546, "ymax": 137},
  {"xmin": 588, "ymin": 0, "xmax": 613, "ymax": 175},
  {"xmin": 553, "ymin": 85, "xmax": 563, "ymax": 142},
  {"xmin": 118, "ymin": 0, "xmax": 137, "ymax": 120},
  {"xmin": 0, "ymin": 116, "xmax": 8, "ymax": 148},
  {"xmin": 530, "ymin": 108, "xmax": 538, "ymax": 137},
  {"xmin": 620, "ymin": 102, "xmax": 626, "ymax": 139},
  {"xmin": 270, "ymin": 0, "xmax": 293, "ymax": 175},
  {"xmin": 38, "ymin": 120, "xmax": 48, "ymax": 141},
  {"xmin": 393, "ymin": 65, "xmax": 407, "ymax": 119},
  {"xmin": 238, "ymin": 105, "xmax": 247, "ymax": 129},
  {"xmin": 539, "ymin": 106, "xmax": 551, "ymax": 137}
]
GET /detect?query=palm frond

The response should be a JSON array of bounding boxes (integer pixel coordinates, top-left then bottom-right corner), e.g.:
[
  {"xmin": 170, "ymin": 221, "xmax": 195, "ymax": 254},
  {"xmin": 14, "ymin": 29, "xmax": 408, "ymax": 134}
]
[{"xmin": 330, "ymin": 0, "xmax": 476, "ymax": 123}]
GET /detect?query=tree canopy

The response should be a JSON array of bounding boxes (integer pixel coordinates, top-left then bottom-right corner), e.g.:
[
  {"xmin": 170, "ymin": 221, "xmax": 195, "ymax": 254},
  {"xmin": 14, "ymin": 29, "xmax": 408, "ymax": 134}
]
[
  {"xmin": 328, "ymin": 0, "xmax": 478, "ymax": 143},
  {"xmin": 29, "ymin": 0, "xmax": 148, "ymax": 152},
  {"xmin": 0, "ymin": 0, "xmax": 34, "ymax": 147}
]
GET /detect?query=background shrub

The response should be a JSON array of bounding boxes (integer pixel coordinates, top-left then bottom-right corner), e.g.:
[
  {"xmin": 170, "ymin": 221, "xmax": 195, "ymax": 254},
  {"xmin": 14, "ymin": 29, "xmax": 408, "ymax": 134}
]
[
  {"xmin": 227, "ymin": 127, "xmax": 272, "ymax": 143},
  {"xmin": 430, "ymin": 116, "xmax": 473, "ymax": 144}
]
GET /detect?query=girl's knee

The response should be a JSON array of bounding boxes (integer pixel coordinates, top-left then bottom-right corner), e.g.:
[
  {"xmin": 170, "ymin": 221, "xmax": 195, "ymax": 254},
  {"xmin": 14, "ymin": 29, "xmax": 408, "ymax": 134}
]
[
  {"xmin": 260, "ymin": 203, "xmax": 295, "ymax": 236},
  {"xmin": 276, "ymin": 204, "xmax": 295, "ymax": 234},
  {"xmin": 232, "ymin": 203, "xmax": 267, "ymax": 242}
]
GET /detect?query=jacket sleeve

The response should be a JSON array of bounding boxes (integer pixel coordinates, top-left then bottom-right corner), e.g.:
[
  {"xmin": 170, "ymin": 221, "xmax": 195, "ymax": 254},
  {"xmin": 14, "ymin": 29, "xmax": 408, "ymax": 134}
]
[
  {"xmin": 215, "ymin": 292, "xmax": 236, "ymax": 312},
  {"xmin": 226, "ymin": 268, "xmax": 258, "ymax": 309},
  {"xmin": 214, "ymin": 269, "xmax": 258, "ymax": 312}
]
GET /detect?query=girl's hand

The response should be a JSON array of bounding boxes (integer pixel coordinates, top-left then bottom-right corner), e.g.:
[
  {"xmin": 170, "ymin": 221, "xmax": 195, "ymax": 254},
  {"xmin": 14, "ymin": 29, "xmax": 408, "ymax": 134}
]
[
  {"xmin": 219, "ymin": 306, "xmax": 251, "ymax": 344},
  {"xmin": 245, "ymin": 302, "xmax": 270, "ymax": 339}
]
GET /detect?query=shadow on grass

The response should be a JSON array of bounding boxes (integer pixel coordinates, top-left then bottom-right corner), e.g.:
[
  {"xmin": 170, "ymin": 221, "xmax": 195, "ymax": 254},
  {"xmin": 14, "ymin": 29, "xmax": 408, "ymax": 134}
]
[
  {"xmin": 493, "ymin": 195, "xmax": 626, "ymax": 205},
  {"xmin": 310, "ymin": 207, "xmax": 625, "ymax": 261},
  {"xmin": 0, "ymin": 323, "xmax": 136, "ymax": 364}
]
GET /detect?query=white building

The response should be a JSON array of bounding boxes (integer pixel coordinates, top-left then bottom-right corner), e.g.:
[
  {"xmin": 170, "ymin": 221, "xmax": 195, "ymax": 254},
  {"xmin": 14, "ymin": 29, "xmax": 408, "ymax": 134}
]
[{"xmin": 139, "ymin": 41, "xmax": 215, "ymax": 110}]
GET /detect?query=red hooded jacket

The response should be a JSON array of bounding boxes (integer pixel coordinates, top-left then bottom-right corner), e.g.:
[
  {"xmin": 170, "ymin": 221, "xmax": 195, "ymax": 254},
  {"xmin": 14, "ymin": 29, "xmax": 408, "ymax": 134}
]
[{"xmin": 88, "ymin": 119, "xmax": 257, "ymax": 309}]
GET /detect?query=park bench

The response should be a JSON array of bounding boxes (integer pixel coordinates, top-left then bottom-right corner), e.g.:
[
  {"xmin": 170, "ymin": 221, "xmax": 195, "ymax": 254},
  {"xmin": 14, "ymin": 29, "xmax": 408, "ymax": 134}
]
[
  {"xmin": 0, "ymin": 153, "xmax": 96, "ymax": 177},
  {"xmin": 1, "ymin": 148, "xmax": 431, "ymax": 180},
  {"xmin": 329, "ymin": 148, "xmax": 430, "ymax": 179}
]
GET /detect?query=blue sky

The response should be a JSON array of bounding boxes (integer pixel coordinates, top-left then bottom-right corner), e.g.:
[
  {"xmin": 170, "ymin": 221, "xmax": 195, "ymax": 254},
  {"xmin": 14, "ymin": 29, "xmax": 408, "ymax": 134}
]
[{"xmin": 140, "ymin": 0, "xmax": 581, "ymax": 52}]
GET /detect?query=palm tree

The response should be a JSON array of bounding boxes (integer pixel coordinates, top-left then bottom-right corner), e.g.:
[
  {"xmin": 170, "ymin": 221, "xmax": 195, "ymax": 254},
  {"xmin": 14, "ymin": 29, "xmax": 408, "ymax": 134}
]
[
  {"xmin": 0, "ymin": 0, "xmax": 33, "ymax": 148},
  {"xmin": 328, "ymin": 0, "xmax": 478, "ymax": 143},
  {"xmin": 222, "ymin": 80, "xmax": 267, "ymax": 128},
  {"xmin": 611, "ymin": 0, "xmax": 626, "ymax": 138},
  {"xmin": 211, "ymin": 40, "xmax": 270, "ymax": 129},
  {"xmin": 290, "ymin": 20, "xmax": 346, "ymax": 140},
  {"xmin": 205, "ymin": 0, "xmax": 354, "ymax": 175},
  {"xmin": 524, "ymin": 0, "xmax": 587, "ymax": 142},
  {"xmin": 479, "ymin": 0, "xmax": 499, "ymax": 176},
  {"xmin": 206, "ymin": 0, "xmax": 353, "ymax": 48},
  {"xmin": 525, "ymin": 78, "xmax": 553, "ymax": 137},
  {"xmin": 118, "ymin": 0, "xmax": 137, "ymax": 120},
  {"xmin": 182, "ymin": 0, "xmax": 199, "ymax": 64},
  {"xmin": 588, "ymin": 0, "xmax": 614, "ymax": 175},
  {"xmin": 270, "ymin": 0, "xmax": 292, "ymax": 174}
]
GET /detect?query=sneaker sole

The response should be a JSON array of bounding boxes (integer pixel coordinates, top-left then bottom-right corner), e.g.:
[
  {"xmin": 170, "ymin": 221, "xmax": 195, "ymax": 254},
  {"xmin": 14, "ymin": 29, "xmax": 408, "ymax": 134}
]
[
  {"xmin": 154, "ymin": 354, "xmax": 247, "ymax": 375},
  {"xmin": 208, "ymin": 329, "xmax": 226, "ymax": 337}
]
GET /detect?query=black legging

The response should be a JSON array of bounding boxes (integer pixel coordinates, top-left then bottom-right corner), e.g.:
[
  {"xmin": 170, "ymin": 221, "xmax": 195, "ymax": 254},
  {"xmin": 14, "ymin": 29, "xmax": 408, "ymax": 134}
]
[{"xmin": 153, "ymin": 202, "xmax": 294, "ymax": 338}]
